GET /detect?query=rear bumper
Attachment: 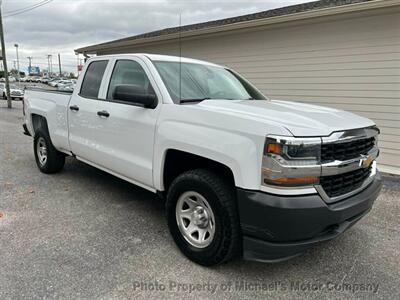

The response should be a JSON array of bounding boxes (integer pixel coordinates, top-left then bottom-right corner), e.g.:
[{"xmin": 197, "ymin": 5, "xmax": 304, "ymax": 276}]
[{"xmin": 237, "ymin": 172, "xmax": 382, "ymax": 262}]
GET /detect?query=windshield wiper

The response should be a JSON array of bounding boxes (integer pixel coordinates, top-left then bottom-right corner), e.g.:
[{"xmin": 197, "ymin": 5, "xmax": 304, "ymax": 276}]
[{"xmin": 179, "ymin": 97, "xmax": 211, "ymax": 104}]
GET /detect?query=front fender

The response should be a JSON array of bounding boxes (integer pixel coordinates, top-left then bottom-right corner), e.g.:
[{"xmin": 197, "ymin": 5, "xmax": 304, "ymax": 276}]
[{"xmin": 154, "ymin": 120, "xmax": 263, "ymax": 191}]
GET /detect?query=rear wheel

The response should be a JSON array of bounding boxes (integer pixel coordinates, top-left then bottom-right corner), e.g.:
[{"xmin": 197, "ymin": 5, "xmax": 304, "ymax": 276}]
[
  {"xmin": 33, "ymin": 124, "xmax": 65, "ymax": 173},
  {"xmin": 166, "ymin": 169, "xmax": 241, "ymax": 266}
]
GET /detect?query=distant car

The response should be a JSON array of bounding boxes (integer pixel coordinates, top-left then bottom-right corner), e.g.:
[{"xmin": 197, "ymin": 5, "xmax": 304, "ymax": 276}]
[
  {"xmin": 0, "ymin": 83, "xmax": 24, "ymax": 100},
  {"xmin": 56, "ymin": 80, "xmax": 73, "ymax": 88},
  {"xmin": 40, "ymin": 78, "xmax": 50, "ymax": 84},
  {"xmin": 48, "ymin": 79, "xmax": 61, "ymax": 87},
  {"xmin": 57, "ymin": 83, "xmax": 75, "ymax": 92}
]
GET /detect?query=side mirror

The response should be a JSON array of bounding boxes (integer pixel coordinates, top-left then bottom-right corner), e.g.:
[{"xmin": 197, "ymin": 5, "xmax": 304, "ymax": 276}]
[{"xmin": 113, "ymin": 84, "xmax": 157, "ymax": 109}]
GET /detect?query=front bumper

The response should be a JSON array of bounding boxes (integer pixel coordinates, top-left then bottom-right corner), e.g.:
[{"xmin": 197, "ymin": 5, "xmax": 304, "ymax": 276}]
[{"xmin": 237, "ymin": 172, "xmax": 382, "ymax": 262}]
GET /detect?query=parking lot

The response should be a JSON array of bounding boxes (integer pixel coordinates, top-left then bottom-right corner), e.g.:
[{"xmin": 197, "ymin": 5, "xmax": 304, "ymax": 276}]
[{"xmin": 0, "ymin": 101, "xmax": 399, "ymax": 299}]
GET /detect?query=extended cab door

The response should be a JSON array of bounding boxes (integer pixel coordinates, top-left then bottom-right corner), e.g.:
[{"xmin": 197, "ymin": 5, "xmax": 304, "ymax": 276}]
[{"xmin": 68, "ymin": 57, "xmax": 160, "ymax": 190}]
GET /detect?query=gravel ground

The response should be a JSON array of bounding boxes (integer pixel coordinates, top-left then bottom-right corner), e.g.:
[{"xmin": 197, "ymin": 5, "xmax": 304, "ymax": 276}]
[{"xmin": 0, "ymin": 101, "xmax": 399, "ymax": 300}]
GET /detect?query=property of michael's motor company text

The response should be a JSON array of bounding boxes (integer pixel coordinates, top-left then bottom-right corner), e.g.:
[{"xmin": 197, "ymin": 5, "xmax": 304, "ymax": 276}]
[{"xmin": 132, "ymin": 280, "xmax": 380, "ymax": 294}]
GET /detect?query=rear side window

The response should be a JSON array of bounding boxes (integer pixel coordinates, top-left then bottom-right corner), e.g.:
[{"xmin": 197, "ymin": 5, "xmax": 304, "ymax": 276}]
[{"xmin": 80, "ymin": 60, "xmax": 108, "ymax": 98}]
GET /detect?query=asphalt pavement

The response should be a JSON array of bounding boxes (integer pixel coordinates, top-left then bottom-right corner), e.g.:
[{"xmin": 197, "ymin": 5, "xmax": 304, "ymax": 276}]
[{"xmin": 0, "ymin": 101, "xmax": 399, "ymax": 299}]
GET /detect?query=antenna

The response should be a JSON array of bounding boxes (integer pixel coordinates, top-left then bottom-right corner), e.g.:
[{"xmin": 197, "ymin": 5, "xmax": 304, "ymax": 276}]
[{"xmin": 179, "ymin": 13, "xmax": 182, "ymax": 102}]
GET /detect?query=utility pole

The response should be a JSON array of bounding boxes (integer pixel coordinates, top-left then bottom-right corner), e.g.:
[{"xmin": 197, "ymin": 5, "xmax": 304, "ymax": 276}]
[
  {"xmin": 14, "ymin": 44, "xmax": 19, "ymax": 83},
  {"xmin": 58, "ymin": 53, "xmax": 62, "ymax": 77},
  {"xmin": 50, "ymin": 55, "xmax": 53, "ymax": 76},
  {"xmin": 27, "ymin": 56, "xmax": 32, "ymax": 75},
  {"xmin": 27, "ymin": 56, "xmax": 32, "ymax": 68},
  {"xmin": 76, "ymin": 53, "xmax": 82, "ymax": 76},
  {"xmin": 0, "ymin": 1, "xmax": 12, "ymax": 108},
  {"xmin": 47, "ymin": 54, "xmax": 51, "ymax": 77}
]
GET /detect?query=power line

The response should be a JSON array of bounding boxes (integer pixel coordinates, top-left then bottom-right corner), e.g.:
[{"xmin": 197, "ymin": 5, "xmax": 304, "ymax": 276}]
[
  {"xmin": 3, "ymin": 0, "xmax": 50, "ymax": 14},
  {"xmin": 4, "ymin": 0, "xmax": 53, "ymax": 16},
  {"xmin": 4, "ymin": 0, "xmax": 54, "ymax": 17}
]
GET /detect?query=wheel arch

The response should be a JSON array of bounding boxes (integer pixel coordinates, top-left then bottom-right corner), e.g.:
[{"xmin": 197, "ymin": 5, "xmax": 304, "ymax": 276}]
[
  {"xmin": 159, "ymin": 148, "xmax": 237, "ymax": 193},
  {"xmin": 31, "ymin": 113, "xmax": 48, "ymax": 136}
]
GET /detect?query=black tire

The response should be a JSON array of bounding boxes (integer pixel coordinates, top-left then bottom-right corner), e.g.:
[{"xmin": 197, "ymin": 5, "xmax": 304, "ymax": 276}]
[
  {"xmin": 33, "ymin": 122, "xmax": 65, "ymax": 174},
  {"xmin": 166, "ymin": 169, "xmax": 241, "ymax": 266}
]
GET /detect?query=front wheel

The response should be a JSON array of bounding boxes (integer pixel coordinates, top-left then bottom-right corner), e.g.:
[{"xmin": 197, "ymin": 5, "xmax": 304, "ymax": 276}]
[
  {"xmin": 34, "ymin": 128, "xmax": 65, "ymax": 174},
  {"xmin": 166, "ymin": 169, "xmax": 241, "ymax": 266}
]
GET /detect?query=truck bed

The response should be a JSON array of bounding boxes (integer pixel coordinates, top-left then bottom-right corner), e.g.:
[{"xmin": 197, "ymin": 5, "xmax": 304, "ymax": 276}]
[{"xmin": 24, "ymin": 88, "xmax": 73, "ymax": 153}]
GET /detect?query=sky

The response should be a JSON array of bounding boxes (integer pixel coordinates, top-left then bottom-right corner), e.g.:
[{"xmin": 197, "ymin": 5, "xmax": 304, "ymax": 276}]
[{"xmin": 2, "ymin": 0, "xmax": 313, "ymax": 74}]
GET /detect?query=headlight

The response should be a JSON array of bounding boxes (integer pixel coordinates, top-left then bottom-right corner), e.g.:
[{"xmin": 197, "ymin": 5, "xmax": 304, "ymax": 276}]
[
  {"xmin": 265, "ymin": 137, "xmax": 321, "ymax": 160},
  {"xmin": 262, "ymin": 135, "xmax": 321, "ymax": 187}
]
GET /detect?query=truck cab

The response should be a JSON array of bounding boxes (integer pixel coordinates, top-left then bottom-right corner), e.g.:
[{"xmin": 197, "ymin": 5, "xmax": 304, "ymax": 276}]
[{"xmin": 23, "ymin": 54, "xmax": 382, "ymax": 265}]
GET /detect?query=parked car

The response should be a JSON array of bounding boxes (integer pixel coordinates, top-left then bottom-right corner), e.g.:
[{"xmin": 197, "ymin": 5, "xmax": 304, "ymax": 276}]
[
  {"xmin": 23, "ymin": 54, "xmax": 382, "ymax": 266},
  {"xmin": 57, "ymin": 83, "xmax": 75, "ymax": 92},
  {"xmin": 55, "ymin": 80, "xmax": 73, "ymax": 88},
  {"xmin": 48, "ymin": 79, "xmax": 61, "ymax": 87},
  {"xmin": 40, "ymin": 77, "xmax": 50, "ymax": 84},
  {"xmin": 0, "ymin": 83, "xmax": 24, "ymax": 100},
  {"xmin": 26, "ymin": 76, "xmax": 39, "ymax": 83}
]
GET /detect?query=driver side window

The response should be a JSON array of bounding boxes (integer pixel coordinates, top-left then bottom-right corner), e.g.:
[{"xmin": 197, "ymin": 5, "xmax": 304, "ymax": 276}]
[{"xmin": 107, "ymin": 60, "xmax": 155, "ymax": 101}]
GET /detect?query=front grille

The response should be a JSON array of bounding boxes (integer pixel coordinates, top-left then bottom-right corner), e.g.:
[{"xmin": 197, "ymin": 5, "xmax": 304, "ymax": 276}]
[
  {"xmin": 321, "ymin": 137, "xmax": 375, "ymax": 162},
  {"xmin": 320, "ymin": 167, "xmax": 372, "ymax": 198}
]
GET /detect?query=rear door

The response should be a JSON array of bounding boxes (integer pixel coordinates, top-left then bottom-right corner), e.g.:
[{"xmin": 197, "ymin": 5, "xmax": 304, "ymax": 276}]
[{"xmin": 68, "ymin": 59, "xmax": 111, "ymax": 166}]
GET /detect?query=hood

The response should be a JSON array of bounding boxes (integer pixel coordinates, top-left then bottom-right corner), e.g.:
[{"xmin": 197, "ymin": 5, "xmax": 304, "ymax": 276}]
[{"xmin": 196, "ymin": 99, "xmax": 375, "ymax": 137}]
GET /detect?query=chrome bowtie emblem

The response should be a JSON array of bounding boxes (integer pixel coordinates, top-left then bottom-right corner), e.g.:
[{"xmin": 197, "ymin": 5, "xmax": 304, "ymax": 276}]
[{"xmin": 359, "ymin": 154, "xmax": 373, "ymax": 168}]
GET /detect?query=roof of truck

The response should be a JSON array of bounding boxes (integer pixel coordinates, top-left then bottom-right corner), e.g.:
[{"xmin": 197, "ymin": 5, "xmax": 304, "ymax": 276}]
[{"xmin": 89, "ymin": 53, "xmax": 221, "ymax": 67}]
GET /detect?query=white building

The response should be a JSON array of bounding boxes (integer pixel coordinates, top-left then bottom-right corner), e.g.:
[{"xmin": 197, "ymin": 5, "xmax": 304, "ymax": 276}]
[{"xmin": 76, "ymin": 0, "xmax": 400, "ymax": 175}]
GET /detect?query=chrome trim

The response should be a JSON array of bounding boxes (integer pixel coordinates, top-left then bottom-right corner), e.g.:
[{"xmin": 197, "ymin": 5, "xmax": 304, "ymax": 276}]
[
  {"xmin": 262, "ymin": 156, "xmax": 320, "ymax": 179},
  {"xmin": 322, "ymin": 126, "xmax": 379, "ymax": 144},
  {"xmin": 260, "ymin": 185, "xmax": 317, "ymax": 196},
  {"xmin": 262, "ymin": 146, "xmax": 378, "ymax": 179},
  {"xmin": 267, "ymin": 135, "xmax": 321, "ymax": 145},
  {"xmin": 315, "ymin": 161, "xmax": 377, "ymax": 203},
  {"xmin": 321, "ymin": 147, "xmax": 378, "ymax": 176}
]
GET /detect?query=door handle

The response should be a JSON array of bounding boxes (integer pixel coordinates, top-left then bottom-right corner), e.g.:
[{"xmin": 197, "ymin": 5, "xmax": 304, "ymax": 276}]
[
  {"xmin": 69, "ymin": 105, "xmax": 79, "ymax": 111},
  {"xmin": 97, "ymin": 110, "xmax": 110, "ymax": 118}
]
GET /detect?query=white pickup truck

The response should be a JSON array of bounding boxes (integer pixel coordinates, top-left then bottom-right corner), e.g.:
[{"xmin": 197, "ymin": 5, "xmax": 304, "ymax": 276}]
[{"xmin": 23, "ymin": 54, "xmax": 382, "ymax": 265}]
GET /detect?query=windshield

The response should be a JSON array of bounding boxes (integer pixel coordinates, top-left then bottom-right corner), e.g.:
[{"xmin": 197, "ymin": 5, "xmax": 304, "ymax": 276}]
[{"xmin": 153, "ymin": 61, "xmax": 266, "ymax": 103}]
